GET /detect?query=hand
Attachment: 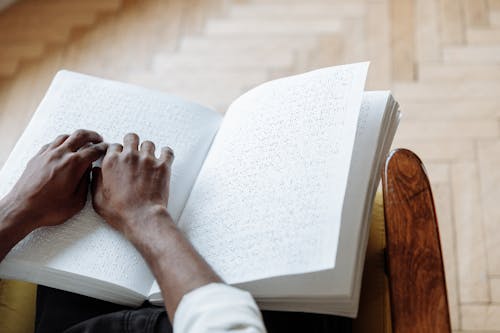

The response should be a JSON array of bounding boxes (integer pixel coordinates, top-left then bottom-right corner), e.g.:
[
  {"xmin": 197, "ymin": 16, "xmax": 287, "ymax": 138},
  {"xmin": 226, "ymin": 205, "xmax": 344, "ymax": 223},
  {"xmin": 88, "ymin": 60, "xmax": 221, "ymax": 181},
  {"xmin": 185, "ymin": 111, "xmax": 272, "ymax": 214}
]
[
  {"xmin": 2, "ymin": 129, "xmax": 107, "ymax": 230},
  {"xmin": 91, "ymin": 133, "xmax": 174, "ymax": 239}
]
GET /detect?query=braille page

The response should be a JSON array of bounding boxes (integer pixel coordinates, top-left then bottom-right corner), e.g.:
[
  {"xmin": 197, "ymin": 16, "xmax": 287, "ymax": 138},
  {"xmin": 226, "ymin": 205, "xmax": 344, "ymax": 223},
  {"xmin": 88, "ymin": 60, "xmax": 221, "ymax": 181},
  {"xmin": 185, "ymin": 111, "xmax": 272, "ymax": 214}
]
[
  {"xmin": 0, "ymin": 71, "xmax": 221, "ymax": 296},
  {"xmin": 178, "ymin": 63, "xmax": 369, "ymax": 285}
]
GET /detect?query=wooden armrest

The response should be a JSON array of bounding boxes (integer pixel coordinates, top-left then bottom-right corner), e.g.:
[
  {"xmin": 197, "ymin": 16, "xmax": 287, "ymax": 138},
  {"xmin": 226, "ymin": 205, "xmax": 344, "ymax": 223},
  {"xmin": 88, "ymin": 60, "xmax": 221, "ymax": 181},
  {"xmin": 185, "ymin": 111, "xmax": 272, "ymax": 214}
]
[{"xmin": 382, "ymin": 149, "xmax": 451, "ymax": 333}]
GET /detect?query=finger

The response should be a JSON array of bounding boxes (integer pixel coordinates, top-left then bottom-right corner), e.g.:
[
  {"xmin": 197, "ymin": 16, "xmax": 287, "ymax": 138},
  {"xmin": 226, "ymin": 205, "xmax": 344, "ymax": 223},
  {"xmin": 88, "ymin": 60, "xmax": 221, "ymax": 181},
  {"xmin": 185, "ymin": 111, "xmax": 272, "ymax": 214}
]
[
  {"xmin": 49, "ymin": 134, "xmax": 70, "ymax": 148},
  {"xmin": 107, "ymin": 143, "xmax": 123, "ymax": 153},
  {"xmin": 90, "ymin": 167, "xmax": 102, "ymax": 197},
  {"xmin": 123, "ymin": 133, "xmax": 139, "ymax": 152},
  {"xmin": 76, "ymin": 142, "xmax": 109, "ymax": 165},
  {"xmin": 62, "ymin": 130, "xmax": 103, "ymax": 152},
  {"xmin": 37, "ymin": 143, "xmax": 50, "ymax": 154},
  {"xmin": 140, "ymin": 140, "xmax": 156, "ymax": 156},
  {"xmin": 75, "ymin": 168, "xmax": 91, "ymax": 206},
  {"xmin": 160, "ymin": 146, "xmax": 174, "ymax": 166}
]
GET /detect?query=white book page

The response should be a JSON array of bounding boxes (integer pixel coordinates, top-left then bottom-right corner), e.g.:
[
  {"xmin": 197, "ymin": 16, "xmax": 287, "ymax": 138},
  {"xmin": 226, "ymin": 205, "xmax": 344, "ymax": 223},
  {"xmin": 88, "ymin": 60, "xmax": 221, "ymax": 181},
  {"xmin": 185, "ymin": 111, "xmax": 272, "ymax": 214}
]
[
  {"xmin": 236, "ymin": 92, "xmax": 396, "ymax": 300},
  {"xmin": 0, "ymin": 71, "xmax": 221, "ymax": 296},
  {"xmin": 178, "ymin": 63, "xmax": 369, "ymax": 284}
]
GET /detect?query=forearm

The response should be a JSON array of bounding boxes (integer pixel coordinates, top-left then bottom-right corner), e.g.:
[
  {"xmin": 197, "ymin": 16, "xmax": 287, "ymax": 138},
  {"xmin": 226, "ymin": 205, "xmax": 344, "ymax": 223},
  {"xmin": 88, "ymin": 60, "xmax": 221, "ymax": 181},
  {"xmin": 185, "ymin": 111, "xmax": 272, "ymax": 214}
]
[
  {"xmin": 124, "ymin": 206, "xmax": 221, "ymax": 322},
  {"xmin": 0, "ymin": 196, "xmax": 36, "ymax": 262}
]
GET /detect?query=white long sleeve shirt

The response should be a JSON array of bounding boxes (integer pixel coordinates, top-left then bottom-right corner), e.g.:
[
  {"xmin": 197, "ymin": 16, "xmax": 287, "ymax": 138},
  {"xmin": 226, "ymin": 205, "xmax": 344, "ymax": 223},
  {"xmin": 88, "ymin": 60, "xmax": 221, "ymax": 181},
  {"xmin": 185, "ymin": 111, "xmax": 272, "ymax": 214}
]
[{"xmin": 173, "ymin": 283, "xmax": 267, "ymax": 333}]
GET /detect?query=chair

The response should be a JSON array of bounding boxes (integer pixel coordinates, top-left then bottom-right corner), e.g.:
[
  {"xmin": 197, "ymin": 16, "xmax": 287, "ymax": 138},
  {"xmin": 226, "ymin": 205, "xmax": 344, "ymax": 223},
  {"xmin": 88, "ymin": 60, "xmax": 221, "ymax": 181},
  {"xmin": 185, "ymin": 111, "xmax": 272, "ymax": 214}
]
[{"xmin": 0, "ymin": 149, "xmax": 452, "ymax": 333}]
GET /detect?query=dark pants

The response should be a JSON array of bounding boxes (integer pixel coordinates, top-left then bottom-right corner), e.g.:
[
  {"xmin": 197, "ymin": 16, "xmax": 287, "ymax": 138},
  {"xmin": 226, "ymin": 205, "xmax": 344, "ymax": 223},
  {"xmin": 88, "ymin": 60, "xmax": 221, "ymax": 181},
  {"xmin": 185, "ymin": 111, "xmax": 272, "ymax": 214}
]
[{"xmin": 35, "ymin": 286, "xmax": 352, "ymax": 333}]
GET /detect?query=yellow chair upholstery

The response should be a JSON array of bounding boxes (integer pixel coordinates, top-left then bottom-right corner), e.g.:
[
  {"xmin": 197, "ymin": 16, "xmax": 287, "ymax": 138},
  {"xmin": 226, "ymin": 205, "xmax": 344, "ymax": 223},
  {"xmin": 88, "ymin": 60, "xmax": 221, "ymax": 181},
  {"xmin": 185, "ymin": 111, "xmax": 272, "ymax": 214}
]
[
  {"xmin": 353, "ymin": 192, "xmax": 391, "ymax": 333},
  {"xmin": 0, "ymin": 193, "xmax": 390, "ymax": 333},
  {"xmin": 0, "ymin": 280, "xmax": 36, "ymax": 333}
]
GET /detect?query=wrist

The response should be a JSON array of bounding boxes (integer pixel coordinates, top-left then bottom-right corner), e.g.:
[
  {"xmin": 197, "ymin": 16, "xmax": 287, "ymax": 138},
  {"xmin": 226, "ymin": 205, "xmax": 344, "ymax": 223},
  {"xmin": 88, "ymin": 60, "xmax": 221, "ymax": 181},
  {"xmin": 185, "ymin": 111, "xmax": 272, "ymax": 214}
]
[
  {"xmin": 0, "ymin": 195, "xmax": 38, "ymax": 258},
  {"xmin": 119, "ymin": 205, "xmax": 176, "ymax": 244},
  {"xmin": 0, "ymin": 194, "xmax": 40, "ymax": 233}
]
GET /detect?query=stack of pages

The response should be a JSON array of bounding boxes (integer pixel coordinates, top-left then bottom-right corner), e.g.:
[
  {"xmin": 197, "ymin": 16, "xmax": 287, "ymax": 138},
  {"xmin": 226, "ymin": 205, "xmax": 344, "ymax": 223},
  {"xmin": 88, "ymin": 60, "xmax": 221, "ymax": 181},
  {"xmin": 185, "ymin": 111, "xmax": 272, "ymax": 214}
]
[{"xmin": 0, "ymin": 62, "xmax": 399, "ymax": 317}]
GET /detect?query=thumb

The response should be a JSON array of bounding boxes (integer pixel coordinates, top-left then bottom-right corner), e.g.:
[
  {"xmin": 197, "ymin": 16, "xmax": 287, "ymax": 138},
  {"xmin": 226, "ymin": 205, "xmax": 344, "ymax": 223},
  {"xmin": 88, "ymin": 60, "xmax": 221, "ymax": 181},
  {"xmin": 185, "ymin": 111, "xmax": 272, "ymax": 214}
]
[{"xmin": 76, "ymin": 142, "xmax": 108, "ymax": 175}]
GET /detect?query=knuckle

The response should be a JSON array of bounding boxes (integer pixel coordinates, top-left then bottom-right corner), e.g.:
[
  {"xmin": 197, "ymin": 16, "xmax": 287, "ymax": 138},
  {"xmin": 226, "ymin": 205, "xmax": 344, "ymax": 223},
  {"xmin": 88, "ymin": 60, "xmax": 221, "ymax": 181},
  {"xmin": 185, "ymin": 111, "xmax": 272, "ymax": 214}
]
[
  {"xmin": 108, "ymin": 151, "xmax": 119, "ymax": 159},
  {"xmin": 140, "ymin": 154, "xmax": 155, "ymax": 165},
  {"xmin": 68, "ymin": 153, "xmax": 81, "ymax": 164},
  {"xmin": 88, "ymin": 145, "xmax": 102, "ymax": 154},
  {"xmin": 123, "ymin": 151, "xmax": 139, "ymax": 162},
  {"xmin": 56, "ymin": 134, "xmax": 69, "ymax": 140},
  {"xmin": 103, "ymin": 155, "xmax": 116, "ymax": 167},
  {"xmin": 59, "ymin": 154, "xmax": 75, "ymax": 166},
  {"xmin": 39, "ymin": 144, "xmax": 50, "ymax": 152},
  {"xmin": 160, "ymin": 162, "xmax": 170, "ymax": 172},
  {"xmin": 49, "ymin": 148, "xmax": 64, "ymax": 160},
  {"xmin": 73, "ymin": 129, "xmax": 87, "ymax": 139}
]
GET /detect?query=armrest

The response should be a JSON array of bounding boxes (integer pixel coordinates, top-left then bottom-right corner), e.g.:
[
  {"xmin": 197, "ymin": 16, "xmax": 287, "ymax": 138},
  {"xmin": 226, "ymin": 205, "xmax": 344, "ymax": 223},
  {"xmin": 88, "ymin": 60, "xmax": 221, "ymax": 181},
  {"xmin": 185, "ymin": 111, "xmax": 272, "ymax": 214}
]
[{"xmin": 382, "ymin": 149, "xmax": 451, "ymax": 333}]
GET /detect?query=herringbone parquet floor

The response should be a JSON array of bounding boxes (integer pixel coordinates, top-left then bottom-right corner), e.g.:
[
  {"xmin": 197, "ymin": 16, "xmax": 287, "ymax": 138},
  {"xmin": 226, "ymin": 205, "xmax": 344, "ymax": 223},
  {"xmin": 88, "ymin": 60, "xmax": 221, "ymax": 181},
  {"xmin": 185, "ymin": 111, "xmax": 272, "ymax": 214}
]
[{"xmin": 0, "ymin": 0, "xmax": 499, "ymax": 331}]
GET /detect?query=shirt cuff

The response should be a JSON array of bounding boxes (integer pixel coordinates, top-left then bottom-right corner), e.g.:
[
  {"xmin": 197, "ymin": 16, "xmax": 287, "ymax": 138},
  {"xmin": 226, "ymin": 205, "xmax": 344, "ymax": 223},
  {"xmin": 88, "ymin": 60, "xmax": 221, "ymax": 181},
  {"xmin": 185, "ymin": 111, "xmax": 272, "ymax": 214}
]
[{"xmin": 173, "ymin": 283, "xmax": 266, "ymax": 333}]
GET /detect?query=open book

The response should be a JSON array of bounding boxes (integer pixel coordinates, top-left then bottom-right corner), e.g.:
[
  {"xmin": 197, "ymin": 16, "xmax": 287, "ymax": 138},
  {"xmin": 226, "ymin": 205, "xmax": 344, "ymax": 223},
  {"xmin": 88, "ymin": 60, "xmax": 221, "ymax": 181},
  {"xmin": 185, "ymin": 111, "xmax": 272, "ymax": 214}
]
[{"xmin": 0, "ymin": 62, "xmax": 399, "ymax": 317}]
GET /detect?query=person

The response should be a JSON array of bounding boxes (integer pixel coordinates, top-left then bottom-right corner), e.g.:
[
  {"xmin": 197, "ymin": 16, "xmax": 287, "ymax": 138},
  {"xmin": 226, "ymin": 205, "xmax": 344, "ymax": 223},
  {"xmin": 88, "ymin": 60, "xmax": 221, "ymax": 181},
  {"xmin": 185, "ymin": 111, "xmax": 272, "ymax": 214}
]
[
  {"xmin": 0, "ymin": 129, "xmax": 350, "ymax": 333},
  {"xmin": 0, "ymin": 129, "xmax": 266, "ymax": 332}
]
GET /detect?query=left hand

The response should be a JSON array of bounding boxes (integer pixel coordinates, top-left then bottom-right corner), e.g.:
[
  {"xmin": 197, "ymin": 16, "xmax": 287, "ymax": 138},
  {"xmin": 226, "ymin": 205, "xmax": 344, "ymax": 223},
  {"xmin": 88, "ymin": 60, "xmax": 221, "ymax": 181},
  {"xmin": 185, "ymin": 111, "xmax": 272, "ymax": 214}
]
[{"xmin": 2, "ymin": 129, "xmax": 107, "ymax": 230}]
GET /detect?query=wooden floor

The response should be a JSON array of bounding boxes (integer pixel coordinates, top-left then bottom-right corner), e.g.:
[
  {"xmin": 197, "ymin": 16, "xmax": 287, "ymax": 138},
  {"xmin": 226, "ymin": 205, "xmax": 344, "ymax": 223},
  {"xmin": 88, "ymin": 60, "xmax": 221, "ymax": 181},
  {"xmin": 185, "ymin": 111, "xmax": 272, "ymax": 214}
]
[{"xmin": 0, "ymin": 0, "xmax": 499, "ymax": 331}]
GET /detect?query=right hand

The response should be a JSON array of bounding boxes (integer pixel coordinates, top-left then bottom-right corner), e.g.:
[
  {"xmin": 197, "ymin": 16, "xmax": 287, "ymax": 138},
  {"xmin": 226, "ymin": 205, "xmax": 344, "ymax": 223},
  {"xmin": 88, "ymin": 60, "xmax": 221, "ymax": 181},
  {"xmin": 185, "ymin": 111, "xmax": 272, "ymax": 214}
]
[{"xmin": 91, "ymin": 133, "xmax": 175, "ymax": 238}]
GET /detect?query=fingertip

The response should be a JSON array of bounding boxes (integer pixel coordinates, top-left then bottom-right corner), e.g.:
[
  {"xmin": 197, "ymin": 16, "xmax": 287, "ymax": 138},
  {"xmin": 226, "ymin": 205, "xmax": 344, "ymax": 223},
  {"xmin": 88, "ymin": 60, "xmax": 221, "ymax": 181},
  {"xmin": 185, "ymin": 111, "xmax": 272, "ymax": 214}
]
[
  {"xmin": 64, "ymin": 130, "xmax": 104, "ymax": 152},
  {"xmin": 123, "ymin": 133, "xmax": 140, "ymax": 151},
  {"xmin": 161, "ymin": 146, "xmax": 175, "ymax": 166},
  {"xmin": 95, "ymin": 142, "xmax": 109, "ymax": 152}
]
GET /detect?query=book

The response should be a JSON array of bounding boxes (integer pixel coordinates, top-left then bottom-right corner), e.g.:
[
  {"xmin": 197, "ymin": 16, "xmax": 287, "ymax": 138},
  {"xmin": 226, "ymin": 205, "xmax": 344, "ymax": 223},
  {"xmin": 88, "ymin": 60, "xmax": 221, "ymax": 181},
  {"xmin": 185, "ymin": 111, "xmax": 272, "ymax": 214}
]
[{"xmin": 0, "ymin": 62, "xmax": 400, "ymax": 317}]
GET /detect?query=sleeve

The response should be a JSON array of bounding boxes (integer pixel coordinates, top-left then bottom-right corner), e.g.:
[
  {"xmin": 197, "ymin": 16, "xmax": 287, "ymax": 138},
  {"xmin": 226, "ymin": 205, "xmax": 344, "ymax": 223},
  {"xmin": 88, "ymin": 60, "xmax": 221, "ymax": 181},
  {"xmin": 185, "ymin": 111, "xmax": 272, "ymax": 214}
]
[{"xmin": 173, "ymin": 283, "xmax": 267, "ymax": 333}]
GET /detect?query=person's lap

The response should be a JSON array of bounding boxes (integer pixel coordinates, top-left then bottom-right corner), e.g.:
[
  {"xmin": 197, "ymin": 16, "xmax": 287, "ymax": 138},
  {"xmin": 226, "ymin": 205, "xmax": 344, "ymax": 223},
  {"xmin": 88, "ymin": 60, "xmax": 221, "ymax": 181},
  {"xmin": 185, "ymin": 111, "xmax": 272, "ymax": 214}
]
[{"xmin": 35, "ymin": 286, "xmax": 352, "ymax": 333}]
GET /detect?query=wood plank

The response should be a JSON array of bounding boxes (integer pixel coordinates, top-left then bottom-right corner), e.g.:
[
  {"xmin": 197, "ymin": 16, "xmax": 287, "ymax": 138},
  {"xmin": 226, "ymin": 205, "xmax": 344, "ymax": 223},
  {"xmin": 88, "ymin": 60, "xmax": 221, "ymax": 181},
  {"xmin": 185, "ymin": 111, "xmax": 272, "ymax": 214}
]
[
  {"xmin": 300, "ymin": 35, "xmax": 344, "ymax": 72},
  {"xmin": 491, "ymin": 277, "xmax": 500, "ymax": 303},
  {"xmin": 416, "ymin": 0, "xmax": 441, "ymax": 63},
  {"xmin": 6, "ymin": 0, "xmax": 122, "ymax": 13},
  {"xmin": 0, "ymin": 60, "xmax": 18, "ymax": 77},
  {"xmin": 451, "ymin": 162, "xmax": 490, "ymax": 303},
  {"xmin": 391, "ymin": 139, "xmax": 476, "ymax": 161},
  {"xmin": 390, "ymin": 0, "xmax": 416, "ymax": 80},
  {"xmin": 228, "ymin": 2, "xmax": 365, "ymax": 18},
  {"xmin": 462, "ymin": 0, "xmax": 490, "ymax": 26},
  {"xmin": 153, "ymin": 50, "xmax": 295, "ymax": 70},
  {"xmin": 466, "ymin": 28, "xmax": 500, "ymax": 43},
  {"xmin": 461, "ymin": 305, "xmax": 500, "ymax": 330},
  {"xmin": 339, "ymin": 19, "xmax": 366, "ymax": 65},
  {"xmin": 422, "ymin": 163, "xmax": 451, "ymax": 183},
  {"xmin": 396, "ymin": 119, "xmax": 498, "ymax": 139},
  {"xmin": 489, "ymin": 0, "xmax": 500, "ymax": 10},
  {"xmin": 444, "ymin": 45, "xmax": 500, "ymax": 64},
  {"xmin": 397, "ymin": 101, "xmax": 500, "ymax": 119},
  {"xmin": 419, "ymin": 64, "xmax": 500, "ymax": 81},
  {"xmin": 366, "ymin": 1, "xmax": 391, "ymax": 89},
  {"xmin": 491, "ymin": 10, "xmax": 500, "ymax": 25},
  {"xmin": 204, "ymin": 18, "xmax": 342, "ymax": 35},
  {"xmin": 439, "ymin": 0, "xmax": 465, "ymax": 44},
  {"xmin": 432, "ymin": 183, "xmax": 461, "ymax": 330},
  {"xmin": 394, "ymin": 81, "xmax": 500, "ymax": 100},
  {"xmin": 476, "ymin": 140, "xmax": 500, "ymax": 276},
  {"xmin": 179, "ymin": 36, "xmax": 318, "ymax": 52}
]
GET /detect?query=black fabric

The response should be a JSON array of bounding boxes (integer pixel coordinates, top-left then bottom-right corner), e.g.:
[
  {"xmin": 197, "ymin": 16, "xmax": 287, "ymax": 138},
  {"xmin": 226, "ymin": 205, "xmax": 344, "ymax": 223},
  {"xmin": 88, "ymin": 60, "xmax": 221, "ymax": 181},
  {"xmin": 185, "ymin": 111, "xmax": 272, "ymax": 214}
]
[
  {"xmin": 35, "ymin": 286, "xmax": 172, "ymax": 333},
  {"xmin": 35, "ymin": 286, "xmax": 352, "ymax": 333}
]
